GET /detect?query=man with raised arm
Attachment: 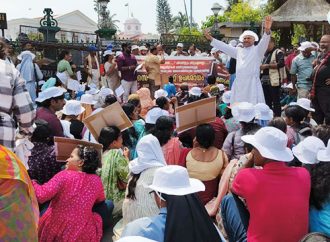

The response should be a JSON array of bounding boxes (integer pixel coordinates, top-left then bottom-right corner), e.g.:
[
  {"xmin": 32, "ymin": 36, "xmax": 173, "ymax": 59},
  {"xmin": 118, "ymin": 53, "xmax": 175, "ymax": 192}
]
[{"xmin": 204, "ymin": 16, "xmax": 273, "ymax": 105}]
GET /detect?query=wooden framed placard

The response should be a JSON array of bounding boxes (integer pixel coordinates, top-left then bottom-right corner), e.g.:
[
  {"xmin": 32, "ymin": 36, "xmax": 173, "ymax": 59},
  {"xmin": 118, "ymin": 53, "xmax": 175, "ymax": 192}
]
[
  {"xmin": 83, "ymin": 102, "xmax": 133, "ymax": 141},
  {"xmin": 175, "ymin": 96, "xmax": 216, "ymax": 133},
  {"xmin": 54, "ymin": 137, "xmax": 103, "ymax": 162}
]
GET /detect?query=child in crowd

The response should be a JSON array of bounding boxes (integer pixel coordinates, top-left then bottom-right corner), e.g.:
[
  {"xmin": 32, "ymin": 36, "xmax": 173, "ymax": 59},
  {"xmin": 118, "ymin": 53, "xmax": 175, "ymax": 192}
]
[
  {"xmin": 98, "ymin": 126, "xmax": 130, "ymax": 222},
  {"xmin": 163, "ymin": 76, "xmax": 176, "ymax": 98},
  {"xmin": 284, "ymin": 105, "xmax": 312, "ymax": 147}
]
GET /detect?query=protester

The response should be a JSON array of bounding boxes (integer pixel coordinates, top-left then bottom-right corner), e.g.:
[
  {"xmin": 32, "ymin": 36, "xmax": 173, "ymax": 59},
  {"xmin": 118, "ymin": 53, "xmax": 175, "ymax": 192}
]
[
  {"xmin": 254, "ymin": 103, "xmax": 274, "ymax": 127},
  {"xmin": 36, "ymin": 87, "xmax": 66, "ymax": 137},
  {"xmin": 260, "ymin": 37, "xmax": 286, "ymax": 117},
  {"xmin": 145, "ymin": 45, "xmax": 166, "ymax": 97},
  {"xmin": 309, "ymin": 140, "xmax": 330, "ymax": 236},
  {"xmin": 223, "ymin": 102, "xmax": 260, "ymax": 160},
  {"xmin": 204, "ymin": 16, "xmax": 273, "ymax": 104},
  {"xmin": 221, "ymin": 127, "xmax": 310, "ymax": 242},
  {"xmin": 32, "ymin": 145, "xmax": 113, "ymax": 241},
  {"xmin": 163, "ymin": 76, "xmax": 176, "ymax": 98},
  {"xmin": 311, "ymin": 35, "xmax": 330, "ymax": 125},
  {"xmin": 57, "ymin": 50, "xmax": 76, "ymax": 85},
  {"xmin": 60, "ymin": 100, "xmax": 85, "ymax": 139},
  {"xmin": 84, "ymin": 46, "xmax": 101, "ymax": 88},
  {"xmin": 290, "ymin": 41, "xmax": 316, "ymax": 98},
  {"xmin": 28, "ymin": 119, "xmax": 63, "ymax": 184},
  {"xmin": 0, "ymin": 145, "xmax": 39, "ymax": 241},
  {"xmin": 284, "ymin": 105, "xmax": 312, "ymax": 146},
  {"xmin": 16, "ymin": 44, "xmax": 43, "ymax": 104},
  {"xmin": 0, "ymin": 40, "xmax": 35, "ymax": 150},
  {"xmin": 171, "ymin": 43, "xmax": 188, "ymax": 56},
  {"xmin": 181, "ymin": 124, "xmax": 228, "ymax": 205},
  {"xmin": 122, "ymin": 103, "xmax": 146, "ymax": 159},
  {"xmin": 117, "ymin": 43, "xmax": 138, "ymax": 103},
  {"xmin": 175, "ymin": 83, "xmax": 189, "ymax": 106},
  {"xmin": 121, "ymin": 165, "xmax": 223, "ymax": 242},
  {"xmin": 103, "ymin": 49, "xmax": 120, "ymax": 91},
  {"xmin": 79, "ymin": 93, "xmax": 97, "ymax": 120}
]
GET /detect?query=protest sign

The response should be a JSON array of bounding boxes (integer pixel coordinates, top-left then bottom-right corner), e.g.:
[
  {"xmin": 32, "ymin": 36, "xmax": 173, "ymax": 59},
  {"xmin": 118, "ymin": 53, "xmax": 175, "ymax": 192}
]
[
  {"xmin": 83, "ymin": 102, "xmax": 133, "ymax": 141},
  {"xmin": 175, "ymin": 96, "xmax": 216, "ymax": 133},
  {"xmin": 54, "ymin": 137, "xmax": 103, "ymax": 162}
]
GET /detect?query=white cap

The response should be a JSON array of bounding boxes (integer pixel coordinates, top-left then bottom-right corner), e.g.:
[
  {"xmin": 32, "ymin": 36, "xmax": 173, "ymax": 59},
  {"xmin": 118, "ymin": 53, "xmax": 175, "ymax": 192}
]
[
  {"xmin": 296, "ymin": 98, "xmax": 315, "ymax": 112},
  {"xmin": 217, "ymin": 83, "xmax": 226, "ymax": 91},
  {"xmin": 239, "ymin": 30, "xmax": 259, "ymax": 42},
  {"xmin": 99, "ymin": 87, "xmax": 114, "ymax": 98},
  {"xmin": 154, "ymin": 89, "xmax": 168, "ymax": 99},
  {"xmin": 292, "ymin": 136, "xmax": 325, "ymax": 164},
  {"xmin": 35, "ymin": 87, "xmax": 66, "ymax": 103},
  {"xmin": 317, "ymin": 139, "xmax": 330, "ymax": 162},
  {"xmin": 211, "ymin": 47, "xmax": 220, "ymax": 54},
  {"xmin": 298, "ymin": 41, "xmax": 314, "ymax": 51},
  {"xmin": 103, "ymin": 50, "xmax": 114, "ymax": 56},
  {"xmin": 222, "ymin": 91, "xmax": 231, "ymax": 104},
  {"xmin": 86, "ymin": 87, "xmax": 99, "ymax": 95},
  {"xmin": 177, "ymin": 43, "xmax": 184, "ymax": 48},
  {"xmin": 131, "ymin": 45, "xmax": 139, "ymax": 50},
  {"xmin": 149, "ymin": 165, "xmax": 205, "ymax": 196},
  {"xmin": 255, "ymin": 103, "xmax": 273, "ymax": 121},
  {"xmin": 188, "ymin": 87, "xmax": 202, "ymax": 97},
  {"xmin": 242, "ymin": 127, "xmax": 294, "ymax": 162},
  {"xmin": 117, "ymin": 237, "xmax": 157, "ymax": 242},
  {"xmin": 145, "ymin": 107, "xmax": 169, "ymax": 124},
  {"xmin": 139, "ymin": 46, "xmax": 148, "ymax": 51},
  {"xmin": 62, "ymin": 100, "xmax": 85, "ymax": 116},
  {"xmin": 232, "ymin": 102, "xmax": 256, "ymax": 123},
  {"xmin": 115, "ymin": 51, "xmax": 123, "ymax": 57},
  {"xmin": 80, "ymin": 94, "xmax": 97, "ymax": 105}
]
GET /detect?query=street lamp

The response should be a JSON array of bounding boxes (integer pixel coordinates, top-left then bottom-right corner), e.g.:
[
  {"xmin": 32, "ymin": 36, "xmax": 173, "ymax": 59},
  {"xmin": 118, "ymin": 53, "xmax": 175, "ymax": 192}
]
[
  {"xmin": 211, "ymin": 3, "xmax": 224, "ymax": 40},
  {"xmin": 95, "ymin": 0, "xmax": 116, "ymax": 41},
  {"xmin": 211, "ymin": 3, "xmax": 222, "ymax": 17}
]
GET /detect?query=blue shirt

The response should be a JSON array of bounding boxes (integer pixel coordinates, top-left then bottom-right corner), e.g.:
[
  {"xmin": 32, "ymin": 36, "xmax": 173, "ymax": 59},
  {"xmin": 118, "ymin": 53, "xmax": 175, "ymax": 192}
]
[
  {"xmin": 164, "ymin": 83, "xmax": 176, "ymax": 98},
  {"xmin": 290, "ymin": 54, "xmax": 316, "ymax": 89},
  {"xmin": 121, "ymin": 208, "xmax": 167, "ymax": 241},
  {"xmin": 309, "ymin": 202, "xmax": 330, "ymax": 236}
]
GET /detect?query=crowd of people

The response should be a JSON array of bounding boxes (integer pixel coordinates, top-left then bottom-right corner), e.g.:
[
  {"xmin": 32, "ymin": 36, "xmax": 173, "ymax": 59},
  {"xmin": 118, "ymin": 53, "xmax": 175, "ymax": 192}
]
[{"xmin": 0, "ymin": 14, "xmax": 330, "ymax": 242}]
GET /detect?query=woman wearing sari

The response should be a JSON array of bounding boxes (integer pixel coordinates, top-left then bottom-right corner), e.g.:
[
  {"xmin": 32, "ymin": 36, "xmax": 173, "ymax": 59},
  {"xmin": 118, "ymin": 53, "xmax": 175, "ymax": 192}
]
[{"xmin": 0, "ymin": 145, "xmax": 39, "ymax": 241}]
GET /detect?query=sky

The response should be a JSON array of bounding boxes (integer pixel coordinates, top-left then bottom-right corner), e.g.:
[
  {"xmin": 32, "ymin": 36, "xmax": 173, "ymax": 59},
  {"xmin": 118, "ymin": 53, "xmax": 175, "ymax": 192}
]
[{"xmin": 2, "ymin": 0, "xmax": 231, "ymax": 34}]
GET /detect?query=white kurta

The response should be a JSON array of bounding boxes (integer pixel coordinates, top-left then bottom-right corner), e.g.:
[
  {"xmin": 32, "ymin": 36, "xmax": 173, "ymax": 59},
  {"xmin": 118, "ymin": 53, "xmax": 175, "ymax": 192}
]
[{"xmin": 211, "ymin": 33, "xmax": 270, "ymax": 104}]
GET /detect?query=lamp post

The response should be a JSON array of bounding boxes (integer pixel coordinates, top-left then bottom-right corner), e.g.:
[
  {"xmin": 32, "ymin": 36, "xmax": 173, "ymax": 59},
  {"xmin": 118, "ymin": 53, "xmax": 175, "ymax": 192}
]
[
  {"xmin": 95, "ymin": 0, "xmax": 117, "ymax": 41},
  {"xmin": 211, "ymin": 3, "xmax": 224, "ymax": 40}
]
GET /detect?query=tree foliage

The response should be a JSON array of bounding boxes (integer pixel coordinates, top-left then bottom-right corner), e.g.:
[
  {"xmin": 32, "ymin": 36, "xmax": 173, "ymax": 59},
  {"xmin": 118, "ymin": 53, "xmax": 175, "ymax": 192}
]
[
  {"xmin": 178, "ymin": 27, "xmax": 203, "ymax": 36},
  {"xmin": 172, "ymin": 12, "xmax": 190, "ymax": 30},
  {"xmin": 93, "ymin": 0, "xmax": 119, "ymax": 30},
  {"xmin": 201, "ymin": 1, "xmax": 263, "ymax": 29},
  {"xmin": 156, "ymin": 0, "xmax": 173, "ymax": 34}
]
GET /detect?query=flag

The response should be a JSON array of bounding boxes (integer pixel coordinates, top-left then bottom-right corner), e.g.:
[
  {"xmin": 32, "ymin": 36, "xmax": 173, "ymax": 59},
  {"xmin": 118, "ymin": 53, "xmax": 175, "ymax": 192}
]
[{"xmin": 124, "ymin": 3, "xmax": 128, "ymax": 6}]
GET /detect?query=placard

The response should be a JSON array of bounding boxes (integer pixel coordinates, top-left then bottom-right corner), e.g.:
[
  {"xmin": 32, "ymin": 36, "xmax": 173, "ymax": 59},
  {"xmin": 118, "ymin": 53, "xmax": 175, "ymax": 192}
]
[
  {"xmin": 54, "ymin": 137, "xmax": 103, "ymax": 162},
  {"xmin": 175, "ymin": 96, "xmax": 216, "ymax": 133},
  {"xmin": 83, "ymin": 102, "xmax": 133, "ymax": 141}
]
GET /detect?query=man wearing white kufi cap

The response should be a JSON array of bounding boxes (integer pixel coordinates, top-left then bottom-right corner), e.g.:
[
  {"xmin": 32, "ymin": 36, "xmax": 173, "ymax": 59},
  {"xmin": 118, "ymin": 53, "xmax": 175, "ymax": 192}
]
[{"xmin": 204, "ymin": 16, "xmax": 273, "ymax": 105}]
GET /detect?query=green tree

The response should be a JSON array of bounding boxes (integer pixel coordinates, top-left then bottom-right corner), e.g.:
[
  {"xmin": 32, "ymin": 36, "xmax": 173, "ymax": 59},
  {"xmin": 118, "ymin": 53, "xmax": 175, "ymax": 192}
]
[
  {"xmin": 172, "ymin": 12, "xmax": 190, "ymax": 29},
  {"xmin": 201, "ymin": 2, "xmax": 263, "ymax": 29},
  {"xmin": 179, "ymin": 27, "xmax": 203, "ymax": 36},
  {"xmin": 156, "ymin": 0, "xmax": 173, "ymax": 34},
  {"xmin": 93, "ymin": 0, "xmax": 119, "ymax": 30}
]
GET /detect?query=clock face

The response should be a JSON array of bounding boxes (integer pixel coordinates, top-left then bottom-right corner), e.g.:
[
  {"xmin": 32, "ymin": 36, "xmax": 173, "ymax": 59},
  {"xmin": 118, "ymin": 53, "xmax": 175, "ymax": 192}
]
[{"xmin": 328, "ymin": 11, "xmax": 330, "ymax": 24}]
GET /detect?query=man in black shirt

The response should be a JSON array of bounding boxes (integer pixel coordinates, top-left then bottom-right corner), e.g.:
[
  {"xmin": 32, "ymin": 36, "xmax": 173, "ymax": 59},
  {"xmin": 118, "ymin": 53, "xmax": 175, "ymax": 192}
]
[
  {"xmin": 311, "ymin": 35, "xmax": 330, "ymax": 125},
  {"xmin": 260, "ymin": 37, "xmax": 285, "ymax": 117}
]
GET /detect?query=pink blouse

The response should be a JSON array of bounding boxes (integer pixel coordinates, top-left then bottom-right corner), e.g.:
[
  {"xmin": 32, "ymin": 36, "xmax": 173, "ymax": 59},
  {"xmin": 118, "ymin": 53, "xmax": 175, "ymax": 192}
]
[{"xmin": 33, "ymin": 170, "xmax": 105, "ymax": 241}]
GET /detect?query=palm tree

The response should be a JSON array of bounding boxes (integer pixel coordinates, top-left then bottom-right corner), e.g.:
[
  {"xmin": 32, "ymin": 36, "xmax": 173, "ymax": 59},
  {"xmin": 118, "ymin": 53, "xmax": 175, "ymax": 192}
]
[
  {"xmin": 103, "ymin": 12, "xmax": 120, "ymax": 30},
  {"xmin": 172, "ymin": 12, "xmax": 190, "ymax": 29}
]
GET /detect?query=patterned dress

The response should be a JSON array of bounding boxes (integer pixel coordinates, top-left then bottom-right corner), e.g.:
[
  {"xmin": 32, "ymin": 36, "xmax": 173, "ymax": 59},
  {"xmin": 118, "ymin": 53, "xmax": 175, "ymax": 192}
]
[
  {"xmin": 100, "ymin": 149, "xmax": 129, "ymax": 202},
  {"xmin": 0, "ymin": 145, "xmax": 39, "ymax": 241},
  {"xmin": 33, "ymin": 170, "xmax": 105, "ymax": 241}
]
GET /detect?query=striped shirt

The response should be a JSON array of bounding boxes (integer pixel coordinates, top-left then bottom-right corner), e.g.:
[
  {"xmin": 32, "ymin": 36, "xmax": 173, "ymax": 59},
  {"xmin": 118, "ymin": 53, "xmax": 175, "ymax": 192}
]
[{"xmin": 0, "ymin": 59, "xmax": 35, "ymax": 149}]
